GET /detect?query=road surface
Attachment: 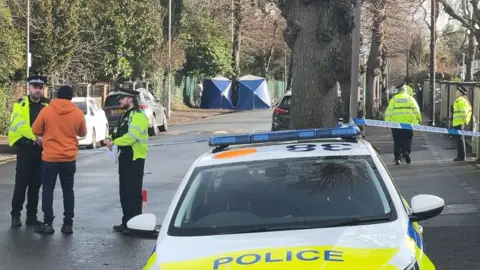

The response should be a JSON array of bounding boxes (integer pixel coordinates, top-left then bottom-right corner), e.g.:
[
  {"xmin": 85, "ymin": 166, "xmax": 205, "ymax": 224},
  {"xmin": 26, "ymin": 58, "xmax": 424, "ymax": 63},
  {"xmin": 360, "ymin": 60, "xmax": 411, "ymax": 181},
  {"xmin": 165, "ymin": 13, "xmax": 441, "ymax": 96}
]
[{"xmin": 0, "ymin": 109, "xmax": 478, "ymax": 270}]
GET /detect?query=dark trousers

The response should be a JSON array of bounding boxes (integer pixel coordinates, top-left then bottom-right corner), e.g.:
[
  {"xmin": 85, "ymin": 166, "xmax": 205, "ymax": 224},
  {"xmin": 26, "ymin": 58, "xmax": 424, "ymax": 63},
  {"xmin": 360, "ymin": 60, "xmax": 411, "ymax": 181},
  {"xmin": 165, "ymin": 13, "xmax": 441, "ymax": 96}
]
[
  {"xmin": 391, "ymin": 129, "xmax": 413, "ymax": 160},
  {"xmin": 41, "ymin": 161, "xmax": 76, "ymax": 225},
  {"xmin": 118, "ymin": 149, "xmax": 145, "ymax": 226},
  {"xmin": 11, "ymin": 143, "xmax": 42, "ymax": 218},
  {"xmin": 454, "ymin": 125, "xmax": 466, "ymax": 160}
]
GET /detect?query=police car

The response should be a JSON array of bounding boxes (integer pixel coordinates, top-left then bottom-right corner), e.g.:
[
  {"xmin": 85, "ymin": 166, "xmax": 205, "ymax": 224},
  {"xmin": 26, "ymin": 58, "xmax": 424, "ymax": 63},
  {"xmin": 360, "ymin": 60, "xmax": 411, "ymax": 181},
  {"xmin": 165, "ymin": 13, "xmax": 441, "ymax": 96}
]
[{"xmin": 129, "ymin": 125, "xmax": 442, "ymax": 270}]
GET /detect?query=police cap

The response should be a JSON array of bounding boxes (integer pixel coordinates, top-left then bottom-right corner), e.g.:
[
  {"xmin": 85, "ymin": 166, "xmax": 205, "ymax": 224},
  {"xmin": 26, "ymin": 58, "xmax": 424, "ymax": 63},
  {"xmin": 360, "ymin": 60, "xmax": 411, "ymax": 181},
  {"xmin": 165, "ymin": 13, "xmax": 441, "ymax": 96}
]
[
  {"xmin": 27, "ymin": 75, "xmax": 47, "ymax": 86},
  {"xmin": 396, "ymin": 82, "xmax": 406, "ymax": 90},
  {"xmin": 116, "ymin": 88, "xmax": 140, "ymax": 99},
  {"xmin": 457, "ymin": 85, "xmax": 468, "ymax": 95}
]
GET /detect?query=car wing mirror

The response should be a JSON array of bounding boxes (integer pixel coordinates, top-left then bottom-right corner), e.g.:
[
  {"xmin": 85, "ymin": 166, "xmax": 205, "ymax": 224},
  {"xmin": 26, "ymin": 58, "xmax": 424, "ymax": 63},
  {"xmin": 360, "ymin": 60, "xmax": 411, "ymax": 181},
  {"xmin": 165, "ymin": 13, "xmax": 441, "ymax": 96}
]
[
  {"xmin": 127, "ymin": 213, "xmax": 160, "ymax": 239},
  {"xmin": 409, "ymin": 194, "xmax": 444, "ymax": 222}
]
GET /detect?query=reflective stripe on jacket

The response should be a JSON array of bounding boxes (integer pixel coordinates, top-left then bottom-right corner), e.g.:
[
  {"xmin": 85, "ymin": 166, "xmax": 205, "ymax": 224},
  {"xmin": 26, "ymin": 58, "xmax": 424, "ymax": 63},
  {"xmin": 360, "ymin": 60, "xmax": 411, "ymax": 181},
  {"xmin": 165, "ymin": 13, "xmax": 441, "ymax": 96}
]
[
  {"xmin": 385, "ymin": 92, "xmax": 421, "ymax": 124},
  {"xmin": 112, "ymin": 110, "xmax": 149, "ymax": 160},
  {"xmin": 452, "ymin": 96, "xmax": 472, "ymax": 127},
  {"xmin": 7, "ymin": 96, "xmax": 48, "ymax": 146}
]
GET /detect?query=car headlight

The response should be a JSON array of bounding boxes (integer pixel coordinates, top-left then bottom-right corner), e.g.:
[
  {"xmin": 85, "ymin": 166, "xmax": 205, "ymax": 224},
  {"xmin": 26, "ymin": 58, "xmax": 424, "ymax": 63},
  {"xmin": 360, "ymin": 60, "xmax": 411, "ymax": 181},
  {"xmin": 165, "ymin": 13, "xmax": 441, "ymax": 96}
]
[{"xmin": 404, "ymin": 261, "xmax": 420, "ymax": 270}]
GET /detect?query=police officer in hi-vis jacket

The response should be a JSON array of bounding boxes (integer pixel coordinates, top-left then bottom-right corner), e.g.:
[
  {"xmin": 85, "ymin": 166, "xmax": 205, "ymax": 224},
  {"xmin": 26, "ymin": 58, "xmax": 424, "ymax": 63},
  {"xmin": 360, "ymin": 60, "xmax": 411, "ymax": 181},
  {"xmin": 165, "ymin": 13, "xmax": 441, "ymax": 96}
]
[
  {"xmin": 104, "ymin": 88, "xmax": 149, "ymax": 235},
  {"xmin": 8, "ymin": 75, "xmax": 50, "ymax": 227},
  {"xmin": 384, "ymin": 82, "xmax": 421, "ymax": 165},
  {"xmin": 451, "ymin": 85, "xmax": 472, "ymax": 161}
]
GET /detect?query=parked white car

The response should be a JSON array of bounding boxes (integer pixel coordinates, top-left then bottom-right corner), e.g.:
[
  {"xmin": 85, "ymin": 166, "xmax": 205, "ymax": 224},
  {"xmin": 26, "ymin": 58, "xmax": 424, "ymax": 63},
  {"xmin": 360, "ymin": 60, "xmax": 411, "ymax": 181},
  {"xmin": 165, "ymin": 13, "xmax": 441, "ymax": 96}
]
[{"xmin": 72, "ymin": 97, "xmax": 109, "ymax": 149}]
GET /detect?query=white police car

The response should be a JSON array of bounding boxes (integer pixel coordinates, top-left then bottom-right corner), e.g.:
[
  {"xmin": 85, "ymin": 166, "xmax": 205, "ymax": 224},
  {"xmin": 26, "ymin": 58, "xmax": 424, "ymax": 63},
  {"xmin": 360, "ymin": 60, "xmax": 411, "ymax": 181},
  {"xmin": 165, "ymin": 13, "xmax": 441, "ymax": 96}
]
[{"xmin": 129, "ymin": 126, "xmax": 441, "ymax": 270}]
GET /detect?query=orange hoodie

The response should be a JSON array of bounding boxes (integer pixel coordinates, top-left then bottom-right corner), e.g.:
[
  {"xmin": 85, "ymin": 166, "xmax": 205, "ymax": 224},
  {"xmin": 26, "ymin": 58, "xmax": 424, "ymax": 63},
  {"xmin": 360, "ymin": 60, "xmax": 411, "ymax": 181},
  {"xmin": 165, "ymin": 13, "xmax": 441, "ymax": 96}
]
[{"xmin": 32, "ymin": 99, "xmax": 87, "ymax": 162}]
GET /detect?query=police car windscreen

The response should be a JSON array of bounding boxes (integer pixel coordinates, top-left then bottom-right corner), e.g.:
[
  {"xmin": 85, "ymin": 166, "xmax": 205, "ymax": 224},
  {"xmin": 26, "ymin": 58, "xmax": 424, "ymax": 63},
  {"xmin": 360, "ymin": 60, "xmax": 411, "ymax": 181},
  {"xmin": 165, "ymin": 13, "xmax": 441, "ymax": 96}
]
[{"xmin": 168, "ymin": 156, "xmax": 395, "ymax": 236}]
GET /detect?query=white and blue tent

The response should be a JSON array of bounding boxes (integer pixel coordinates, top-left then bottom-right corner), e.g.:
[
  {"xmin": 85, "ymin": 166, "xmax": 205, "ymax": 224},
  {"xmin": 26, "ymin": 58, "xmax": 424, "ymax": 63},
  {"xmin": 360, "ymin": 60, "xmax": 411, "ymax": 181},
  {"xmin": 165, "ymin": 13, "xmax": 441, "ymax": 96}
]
[
  {"xmin": 200, "ymin": 76, "xmax": 234, "ymax": 109},
  {"xmin": 236, "ymin": 75, "xmax": 272, "ymax": 111}
]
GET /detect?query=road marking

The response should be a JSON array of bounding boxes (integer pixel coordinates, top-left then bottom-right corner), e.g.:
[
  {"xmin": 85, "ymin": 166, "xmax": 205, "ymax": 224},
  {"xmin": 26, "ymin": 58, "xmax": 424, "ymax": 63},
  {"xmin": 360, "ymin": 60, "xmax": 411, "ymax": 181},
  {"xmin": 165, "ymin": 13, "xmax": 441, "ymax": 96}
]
[
  {"xmin": 441, "ymin": 204, "xmax": 479, "ymax": 215},
  {"xmin": 213, "ymin": 131, "xmax": 229, "ymax": 134}
]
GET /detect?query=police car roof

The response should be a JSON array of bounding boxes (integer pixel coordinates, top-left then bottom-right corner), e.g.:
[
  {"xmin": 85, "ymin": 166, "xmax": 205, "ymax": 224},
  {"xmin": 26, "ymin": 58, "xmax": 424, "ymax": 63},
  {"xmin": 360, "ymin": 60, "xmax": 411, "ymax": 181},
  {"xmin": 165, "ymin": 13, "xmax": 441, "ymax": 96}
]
[
  {"xmin": 72, "ymin": 97, "xmax": 94, "ymax": 102},
  {"xmin": 108, "ymin": 88, "xmax": 148, "ymax": 96},
  {"xmin": 195, "ymin": 139, "xmax": 373, "ymax": 167}
]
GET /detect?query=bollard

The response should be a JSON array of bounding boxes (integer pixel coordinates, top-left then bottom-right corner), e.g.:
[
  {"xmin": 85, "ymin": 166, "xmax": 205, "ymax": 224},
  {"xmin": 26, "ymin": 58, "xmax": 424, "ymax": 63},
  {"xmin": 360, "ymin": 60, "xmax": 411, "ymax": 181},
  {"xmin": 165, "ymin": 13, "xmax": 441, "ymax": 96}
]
[{"xmin": 142, "ymin": 189, "xmax": 148, "ymax": 210}]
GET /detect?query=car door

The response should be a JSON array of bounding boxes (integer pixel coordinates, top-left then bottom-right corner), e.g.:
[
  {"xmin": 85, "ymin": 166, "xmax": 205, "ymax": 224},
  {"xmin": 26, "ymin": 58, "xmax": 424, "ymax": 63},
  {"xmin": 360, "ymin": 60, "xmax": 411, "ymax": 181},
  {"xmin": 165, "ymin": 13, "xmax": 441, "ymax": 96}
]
[
  {"xmin": 142, "ymin": 91, "xmax": 162, "ymax": 124},
  {"xmin": 145, "ymin": 91, "xmax": 164, "ymax": 123},
  {"xmin": 86, "ymin": 100, "xmax": 101, "ymax": 139},
  {"xmin": 89, "ymin": 99, "xmax": 107, "ymax": 139}
]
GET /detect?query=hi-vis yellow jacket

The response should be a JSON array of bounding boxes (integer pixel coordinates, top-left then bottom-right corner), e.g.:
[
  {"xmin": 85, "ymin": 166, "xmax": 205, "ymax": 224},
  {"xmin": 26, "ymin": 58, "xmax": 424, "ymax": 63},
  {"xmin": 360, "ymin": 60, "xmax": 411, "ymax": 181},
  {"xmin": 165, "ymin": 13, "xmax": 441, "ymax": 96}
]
[
  {"xmin": 385, "ymin": 92, "xmax": 421, "ymax": 124},
  {"xmin": 452, "ymin": 96, "xmax": 472, "ymax": 127},
  {"xmin": 110, "ymin": 109, "xmax": 149, "ymax": 160},
  {"xmin": 8, "ymin": 96, "xmax": 49, "ymax": 147}
]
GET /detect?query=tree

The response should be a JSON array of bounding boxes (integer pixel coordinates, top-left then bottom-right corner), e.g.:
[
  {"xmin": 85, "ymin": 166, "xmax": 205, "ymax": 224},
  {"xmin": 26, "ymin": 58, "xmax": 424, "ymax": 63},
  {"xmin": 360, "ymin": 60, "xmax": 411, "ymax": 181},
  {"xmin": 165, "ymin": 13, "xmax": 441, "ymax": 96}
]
[
  {"xmin": 437, "ymin": 0, "xmax": 476, "ymax": 81},
  {"xmin": 85, "ymin": 0, "xmax": 163, "ymax": 82},
  {"xmin": 273, "ymin": 0, "xmax": 354, "ymax": 128},
  {"xmin": 30, "ymin": 0, "xmax": 81, "ymax": 82},
  {"xmin": 362, "ymin": 0, "xmax": 424, "ymax": 116},
  {"xmin": 181, "ymin": 16, "xmax": 233, "ymax": 77},
  {"xmin": 364, "ymin": 0, "xmax": 388, "ymax": 119},
  {"xmin": 0, "ymin": 0, "xmax": 24, "ymax": 83}
]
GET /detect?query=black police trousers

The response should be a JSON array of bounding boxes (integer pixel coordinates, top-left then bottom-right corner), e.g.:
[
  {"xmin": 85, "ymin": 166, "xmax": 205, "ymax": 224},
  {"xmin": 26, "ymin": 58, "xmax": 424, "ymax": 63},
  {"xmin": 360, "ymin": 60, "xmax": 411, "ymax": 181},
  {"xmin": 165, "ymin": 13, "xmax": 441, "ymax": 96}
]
[
  {"xmin": 11, "ymin": 142, "xmax": 42, "ymax": 218},
  {"xmin": 391, "ymin": 129, "xmax": 413, "ymax": 160},
  {"xmin": 118, "ymin": 148, "xmax": 145, "ymax": 226},
  {"xmin": 453, "ymin": 125, "xmax": 466, "ymax": 160}
]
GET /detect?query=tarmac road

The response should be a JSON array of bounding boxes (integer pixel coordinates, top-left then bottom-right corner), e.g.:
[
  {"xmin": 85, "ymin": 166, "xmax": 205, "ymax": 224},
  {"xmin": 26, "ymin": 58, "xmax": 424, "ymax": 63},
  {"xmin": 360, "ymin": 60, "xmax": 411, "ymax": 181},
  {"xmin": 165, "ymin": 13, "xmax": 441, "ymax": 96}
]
[
  {"xmin": 0, "ymin": 110, "xmax": 272, "ymax": 270},
  {"xmin": 0, "ymin": 109, "xmax": 479, "ymax": 270}
]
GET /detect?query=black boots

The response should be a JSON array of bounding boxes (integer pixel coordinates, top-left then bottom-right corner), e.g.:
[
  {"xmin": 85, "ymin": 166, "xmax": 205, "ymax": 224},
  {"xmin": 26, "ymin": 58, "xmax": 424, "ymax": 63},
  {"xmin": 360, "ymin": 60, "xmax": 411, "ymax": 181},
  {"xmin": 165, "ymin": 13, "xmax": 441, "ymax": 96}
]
[
  {"xmin": 34, "ymin": 223, "xmax": 55, "ymax": 234},
  {"xmin": 11, "ymin": 216, "xmax": 43, "ymax": 227},
  {"xmin": 11, "ymin": 216, "xmax": 21, "ymax": 227}
]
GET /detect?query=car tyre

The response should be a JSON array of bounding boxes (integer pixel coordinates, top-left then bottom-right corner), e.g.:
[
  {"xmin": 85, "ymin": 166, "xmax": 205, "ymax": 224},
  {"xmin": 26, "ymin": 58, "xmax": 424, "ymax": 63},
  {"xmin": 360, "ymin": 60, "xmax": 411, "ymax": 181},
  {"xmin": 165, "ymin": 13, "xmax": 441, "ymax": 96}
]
[
  {"xmin": 148, "ymin": 117, "xmax": 159, "ymax": 137},
  {"xmin": 159, "ymin": 112, "xmax": 168, "ymax": 132},
  {"xmin": 87, "ymin": 129, "xmax": 97, "ymax": 149}
]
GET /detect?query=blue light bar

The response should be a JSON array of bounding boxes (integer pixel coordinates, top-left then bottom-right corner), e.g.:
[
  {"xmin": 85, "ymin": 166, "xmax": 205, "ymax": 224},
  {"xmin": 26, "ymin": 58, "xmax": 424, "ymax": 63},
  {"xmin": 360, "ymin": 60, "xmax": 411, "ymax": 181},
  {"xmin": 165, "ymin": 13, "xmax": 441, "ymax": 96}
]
[{"xmin": 208, "ymin": 126, "xmax": 360, "ymax": 147}]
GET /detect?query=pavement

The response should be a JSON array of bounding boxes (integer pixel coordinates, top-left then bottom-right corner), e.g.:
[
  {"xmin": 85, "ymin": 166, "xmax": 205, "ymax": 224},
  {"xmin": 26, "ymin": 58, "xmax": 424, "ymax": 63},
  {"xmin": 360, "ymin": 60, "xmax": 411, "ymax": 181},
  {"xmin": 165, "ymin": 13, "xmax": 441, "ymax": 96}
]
[
  {"xmin": 365, "ymin": 122, "xmax": 480, "ymax": 270},
  {"xmin": 0, "ymin": 110, "xmax": 478, "ymax": 269}
]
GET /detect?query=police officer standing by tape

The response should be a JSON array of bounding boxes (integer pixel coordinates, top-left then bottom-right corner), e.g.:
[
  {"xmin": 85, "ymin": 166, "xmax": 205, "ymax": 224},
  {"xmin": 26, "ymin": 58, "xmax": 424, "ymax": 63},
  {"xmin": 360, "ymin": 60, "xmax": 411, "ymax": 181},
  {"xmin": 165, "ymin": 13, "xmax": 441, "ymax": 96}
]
[
  {"xmin": 104, "ymin": 88, "xmax": 149, "ymax": 235},
  {"xmin": 385, "ymin": 82, "xmax": 421, "ymax": 165},
  {"xmin": 8, "ymin": 75, "xmax": 50, "ymax": 227},
  {"xmin": 451, "ymin": 85, "xmax": 472, "ymax": 161}
]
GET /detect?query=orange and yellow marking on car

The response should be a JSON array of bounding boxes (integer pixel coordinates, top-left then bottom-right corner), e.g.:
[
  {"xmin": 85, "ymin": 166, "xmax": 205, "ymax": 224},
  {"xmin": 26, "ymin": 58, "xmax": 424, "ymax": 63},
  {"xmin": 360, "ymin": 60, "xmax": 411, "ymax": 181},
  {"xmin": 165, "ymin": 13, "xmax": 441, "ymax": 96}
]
[{"xmin": 214, "ymin": 148, "xmax": 258, "ymax": 159}]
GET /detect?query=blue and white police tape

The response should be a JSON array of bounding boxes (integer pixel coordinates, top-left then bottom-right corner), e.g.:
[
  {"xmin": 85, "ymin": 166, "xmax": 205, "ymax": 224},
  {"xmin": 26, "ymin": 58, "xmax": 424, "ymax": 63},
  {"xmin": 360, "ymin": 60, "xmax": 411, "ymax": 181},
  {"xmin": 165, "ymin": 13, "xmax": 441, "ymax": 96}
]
[
  {"xmin": 351, "ymin": 118, "xmax": 480, "ymax": 137},
  {"xmin": 81, "ymin": 138, "xmax": 209, "ymax": 152}
]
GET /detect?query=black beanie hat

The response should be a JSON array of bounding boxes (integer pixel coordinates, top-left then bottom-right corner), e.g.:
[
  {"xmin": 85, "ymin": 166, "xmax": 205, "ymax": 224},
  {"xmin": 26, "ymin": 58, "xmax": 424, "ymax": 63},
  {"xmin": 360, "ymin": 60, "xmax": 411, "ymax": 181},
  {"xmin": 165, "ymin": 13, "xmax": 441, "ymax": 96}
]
[{"xmin": 57, "ymin": 85, "xmax": 73, "ymax": 100}]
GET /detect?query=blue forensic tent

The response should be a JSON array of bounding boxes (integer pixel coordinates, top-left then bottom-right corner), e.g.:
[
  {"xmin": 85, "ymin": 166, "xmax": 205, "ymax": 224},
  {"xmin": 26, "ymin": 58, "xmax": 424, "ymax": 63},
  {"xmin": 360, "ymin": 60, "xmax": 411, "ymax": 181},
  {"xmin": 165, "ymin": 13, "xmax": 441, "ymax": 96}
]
[
  {"xmin": 237, "ymin": 75, "xmax": 272, "ymax": 111},
  {"xmin": 200, "ymin": 76, "xmax": 234, "ymax": 109}
]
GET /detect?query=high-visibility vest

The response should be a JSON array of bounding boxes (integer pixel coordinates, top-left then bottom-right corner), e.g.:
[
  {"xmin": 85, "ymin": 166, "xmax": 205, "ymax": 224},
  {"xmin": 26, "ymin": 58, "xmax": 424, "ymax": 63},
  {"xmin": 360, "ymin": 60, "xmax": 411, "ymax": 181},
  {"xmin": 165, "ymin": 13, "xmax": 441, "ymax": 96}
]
[
  {"xmin": 385, "ymin": 92, "xmax": 421, "ymax": 124},
  {"xmin": 406, "ymin": 85, "xmax": 415, "ymax": 97},
  {"xmin": 110, "ymin": 109, "xmax": 149, "ymax": 160},
  {"xmin": 8, "ymin": 96, "xmax": 49, "ymax": 146},
  {"xmin": 452, "ymin": 96, "xmax": 472, "ymax": 127}
]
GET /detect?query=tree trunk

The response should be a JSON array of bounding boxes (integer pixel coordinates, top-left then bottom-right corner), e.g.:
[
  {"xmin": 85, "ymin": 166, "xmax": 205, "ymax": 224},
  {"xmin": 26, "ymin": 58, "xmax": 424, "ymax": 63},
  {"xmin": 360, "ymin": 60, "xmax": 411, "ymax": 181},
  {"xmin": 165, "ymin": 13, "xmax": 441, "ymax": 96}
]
[
  {"xmin": 261, "ymin": 21, "xmax": 279, "ymax": 78},
  {"xmin": 365, "ymin": 1, "xmax": 386, "ymax": 119},
  {"xmin": 277, "ymin": 0, "xmax": 354, "ymax": 129},
  {"xmin": 379, "ymin": 47, "xmax": 388, "ymax": 109},
  {"xmin": 231, "ymin": 0, "xmax": 242, "ymax": 106},
  {"xmin": 466, "ymin": 31, "xmax": 476, "ymax": 81}
]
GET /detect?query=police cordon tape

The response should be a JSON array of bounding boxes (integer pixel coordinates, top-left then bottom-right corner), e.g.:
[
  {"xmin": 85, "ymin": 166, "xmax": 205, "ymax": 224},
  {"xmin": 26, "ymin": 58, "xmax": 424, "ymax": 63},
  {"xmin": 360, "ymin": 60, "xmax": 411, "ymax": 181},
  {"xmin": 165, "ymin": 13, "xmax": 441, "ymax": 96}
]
[
  {"xmin": 351, "ymin": 118, "xmax": 480, "ymax": 137},
  {"xmin": 82, "ymin": 118, "xmax": 479, "ymax": 153},
  {"xmin": 82, "ymin": 138, "xmax": 209, "ymax": 152}
]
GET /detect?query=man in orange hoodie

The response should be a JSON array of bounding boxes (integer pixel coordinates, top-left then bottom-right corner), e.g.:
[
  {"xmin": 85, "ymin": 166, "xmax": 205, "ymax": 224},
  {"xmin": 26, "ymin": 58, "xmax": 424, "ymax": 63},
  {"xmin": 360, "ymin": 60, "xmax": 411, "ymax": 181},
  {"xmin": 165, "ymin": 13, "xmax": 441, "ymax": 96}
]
[{"xmin": 32, "ymin": 85, "xmax": 87, "ymax": 235}]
